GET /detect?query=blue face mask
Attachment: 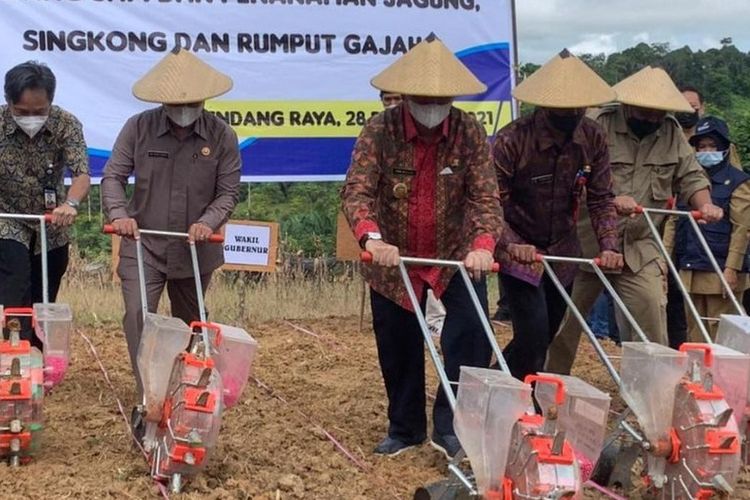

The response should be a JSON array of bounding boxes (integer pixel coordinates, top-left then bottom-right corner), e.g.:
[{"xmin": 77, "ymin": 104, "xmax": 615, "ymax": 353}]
[{"xmin": 696, "ymin": 150, "xmax": 726, "ymax": 168}]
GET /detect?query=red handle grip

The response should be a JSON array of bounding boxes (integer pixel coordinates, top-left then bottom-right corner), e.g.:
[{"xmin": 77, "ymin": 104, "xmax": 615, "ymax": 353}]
[
  {"xmin": 635, "ymin": 204, "xmax": 703, "ymax": 220},
  {"xmin": 679, "ymin": 342, "xmax": 713, "ymax": 367},
  {"xmin": 3, "ymin": 307, "xmax": 36, "ymax": 327},
  {"xmin": 102, "ymin": 224, "xmax": 115, "ymax": 234},
  {"xmin": 523, "ymin": 374, "xmax": 565, "ymax": 405},
  {"xmin": 44, "ymin": 214, "xmax": 53, "ymax": 223},
  {"xmin": 189, "ymin": 321, "xmax": 223, "ymax": 346}
]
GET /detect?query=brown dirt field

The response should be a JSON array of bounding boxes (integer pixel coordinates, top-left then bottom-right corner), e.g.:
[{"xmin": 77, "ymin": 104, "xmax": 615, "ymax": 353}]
[{"xmin": 2, "ymin": 316, "xmax": 750, "ymax": 499}]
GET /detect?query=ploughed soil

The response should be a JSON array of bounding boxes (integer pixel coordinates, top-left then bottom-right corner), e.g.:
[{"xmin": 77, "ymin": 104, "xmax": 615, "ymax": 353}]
[{"xmin": 2, "ymin": 316, "xmax": 750, "ymax": 499}]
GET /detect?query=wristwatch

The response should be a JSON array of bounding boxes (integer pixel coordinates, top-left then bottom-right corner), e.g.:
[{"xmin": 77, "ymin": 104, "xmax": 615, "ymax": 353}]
[
  {"xmin": 360, "ymin": 231, "xmax": 382, "ymax": 248},
  {"xmin": 65, "ymin": 198, "xmax": 80, "ymax": 209}
]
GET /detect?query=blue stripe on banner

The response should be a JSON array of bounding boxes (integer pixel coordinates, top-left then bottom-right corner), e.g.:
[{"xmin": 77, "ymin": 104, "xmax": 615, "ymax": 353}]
[
  {"xmin": 84, "ymin": 137, "xmax": 355, "ymax": 180},
  {"xmin": 456, "ymin": 44, "xmax": 512, "ymax": 103},
  {"xmin": 88, "ymin": 148, "xmax": 111, "ymax": 158},
  {"xmin": 240, "ymin": 137, "xmax": 354, "ymax": 177},
  {"xmin": 455, "ymin": 42, "xmax": 510, "ymax": 57}
]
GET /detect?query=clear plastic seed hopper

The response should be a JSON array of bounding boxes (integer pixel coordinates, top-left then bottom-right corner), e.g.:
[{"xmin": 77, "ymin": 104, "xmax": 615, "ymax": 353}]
[
  {"xmin": 361, "ymin": 251, "xmax": 599, "ymax": 500},
  {"xmin": 0, "ymin": 213, "xmax": 73, "ymax": 466},
  {"xmin": 103, "ymin": 225, "xmax": 258, "ymax": 493}
]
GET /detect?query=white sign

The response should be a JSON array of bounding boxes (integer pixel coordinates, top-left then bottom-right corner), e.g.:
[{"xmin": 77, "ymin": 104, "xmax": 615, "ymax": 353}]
[{"xmin": 222, "ymin": 221, "xmax": 279, "ymax": 272}]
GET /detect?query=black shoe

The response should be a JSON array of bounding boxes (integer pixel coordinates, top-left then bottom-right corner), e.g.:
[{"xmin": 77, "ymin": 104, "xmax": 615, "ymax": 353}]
[
  {"xmin": 373, "ymin": 436, "xmax": 420, "ymax": 457},
  {"xmin": 430, "ymin": 432, "xmax": 462, "ymax": 460}
]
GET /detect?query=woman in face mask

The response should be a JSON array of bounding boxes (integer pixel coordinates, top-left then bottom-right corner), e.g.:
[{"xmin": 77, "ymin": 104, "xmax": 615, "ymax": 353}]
[{"xmin": 673, "ymin": 116, "xmax": 750, "ymax": 341}]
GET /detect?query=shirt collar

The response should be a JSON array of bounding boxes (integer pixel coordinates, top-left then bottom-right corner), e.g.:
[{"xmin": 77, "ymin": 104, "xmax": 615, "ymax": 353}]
[
  {"xmin": 157, "ymin": 106, "xmax": 209, "ymax": 140},
  {"xmin": 2, "ymin": 106, "xmax": 15, "ymax": 136},
  {"xmin": 612, "ymin": 105, "xmax": 665, "ymax": 139},
  {"xmin": 533, "ymin": 109, "xmax": 587, "ymax": 151},
  {"xmin": 402, "ymin": 104, "xmax": 450, "ymax": 143}
]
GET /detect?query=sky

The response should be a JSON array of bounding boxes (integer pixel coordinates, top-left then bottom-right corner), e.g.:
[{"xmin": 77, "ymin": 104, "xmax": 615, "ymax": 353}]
[{"xmin": 515, "ymin": 0, "xmax": 750, "ymax": 64}]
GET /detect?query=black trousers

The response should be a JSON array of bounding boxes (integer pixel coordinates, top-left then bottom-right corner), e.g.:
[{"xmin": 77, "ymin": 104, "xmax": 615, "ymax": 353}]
[
  {"xmin": 0, "ymin": 239, "xmax": 69, "ymax": 349},
  {"xmin": 370, "ymin": 273, "xmax": 492, "ymax": 443},
  {"xmin": 666, "ymin": 271, "xmax": 687, "ymax": 349},
  {"xmin": 501, "ymin": 273, "xmax": 570, "ymax": 381}
]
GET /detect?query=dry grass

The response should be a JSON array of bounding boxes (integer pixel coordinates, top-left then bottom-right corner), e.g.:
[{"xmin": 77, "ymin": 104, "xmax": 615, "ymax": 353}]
[{"xmin": 59, "ymin": 251, "xmax": 501, "ymax": 327}]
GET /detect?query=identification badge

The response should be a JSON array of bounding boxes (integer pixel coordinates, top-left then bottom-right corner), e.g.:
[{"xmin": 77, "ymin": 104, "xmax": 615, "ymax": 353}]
[
  {"xmin": 147, "ymin": 150, "xmax": 170, "ymax": 159},
  {"xmin": 392, "ymin": 168, "xmax": 416, "ymax": 176},
  {"xmin": 531, "ymin": 174, "xmax": 553, "ymax": 185},
  {"xmin": 44, "ymin": 188, "xmax": 57, "ymax": 210}
]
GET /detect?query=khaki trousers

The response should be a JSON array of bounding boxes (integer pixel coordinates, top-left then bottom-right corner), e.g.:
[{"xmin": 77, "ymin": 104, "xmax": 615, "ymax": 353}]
[{"xmin": 545, "ymin": 261, "xmax": 667, "ymax": 375}]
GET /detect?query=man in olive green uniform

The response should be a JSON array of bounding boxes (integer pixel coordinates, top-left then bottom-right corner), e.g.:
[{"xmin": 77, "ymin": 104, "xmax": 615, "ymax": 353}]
[{"xmin": 546, "ymin": 66, "xmax": 723, "ymax": 374}]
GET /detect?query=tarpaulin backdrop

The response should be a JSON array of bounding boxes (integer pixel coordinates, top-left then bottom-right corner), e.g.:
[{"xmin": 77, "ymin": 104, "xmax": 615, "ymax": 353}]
[{"xmin": 1, "ymin": 0, "xmax": 516, "ymax": 183}]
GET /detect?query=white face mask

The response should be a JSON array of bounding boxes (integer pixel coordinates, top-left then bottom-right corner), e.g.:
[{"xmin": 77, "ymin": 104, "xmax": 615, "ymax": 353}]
[
  {"xmin": 164, "ymin": 104, "xmax": 203, "ymax": 127},
  {"xmin": 13, "ymin": 115, "xmax": 48, "ymax": 138},
  {"xmin": 407, "ymin": 100, "xmax": 452, "ymax": 129}
]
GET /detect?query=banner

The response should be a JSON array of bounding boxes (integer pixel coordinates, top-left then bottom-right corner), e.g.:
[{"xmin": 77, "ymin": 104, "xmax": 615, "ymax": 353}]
[{"xmin": 1, "ymin": 0, "xmax": 516, "ymax": 183}]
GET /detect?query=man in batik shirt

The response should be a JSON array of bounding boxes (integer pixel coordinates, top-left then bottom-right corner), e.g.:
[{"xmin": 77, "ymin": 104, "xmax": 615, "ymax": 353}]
[
  {"xmin": 493, "ymin": 50, "xmax": 621, "ymax": 381},
  {"xmin": 341, "ymin": 34, "xmax": 502, "ymax": 459},
  {"xmin": 0, "ymin": 61, "xmax": 90, "ymax": 347}
]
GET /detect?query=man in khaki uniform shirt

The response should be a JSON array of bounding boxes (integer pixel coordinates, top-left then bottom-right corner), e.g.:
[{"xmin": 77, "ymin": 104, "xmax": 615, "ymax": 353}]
[
  {"xmin": 102, "ymin": 49, "xmax": 241, "ymax": 389},
  {"xmin": 672, "ymin": 117, "xmax": 750, "ymax": 341},
  {"xmin": 546, "ymin": 67, "xmax": 722, "ymax": 375}
]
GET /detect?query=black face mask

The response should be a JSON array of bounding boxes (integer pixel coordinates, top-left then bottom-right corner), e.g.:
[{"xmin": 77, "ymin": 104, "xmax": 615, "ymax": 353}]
[
  {"xmin": 627, "ymin": 117, "xmax": 662, "ymax": 139},
  {"xmin": 547, "ymin": 111, "xmax": 584, "ymax": 135},
  {"xmin": 675, "ymin": 110, "xmax": 699, "ymax": 129}
]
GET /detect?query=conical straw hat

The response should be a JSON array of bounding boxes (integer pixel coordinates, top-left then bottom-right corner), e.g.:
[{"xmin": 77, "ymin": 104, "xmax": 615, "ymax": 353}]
[
  {"xmin": 613, "ymin": 66, "xmax": 693, "ymax": 112},
  {"xmin": 512, "ymin": 49, "xmax": 615, "ymax": 108},
  {"xmin": 370, "ymin": 34, "xmax": 486, "ymax": 97},
  {"xmin": 133, "ymin": 48, "xmax": 233, "ymax": 104}
]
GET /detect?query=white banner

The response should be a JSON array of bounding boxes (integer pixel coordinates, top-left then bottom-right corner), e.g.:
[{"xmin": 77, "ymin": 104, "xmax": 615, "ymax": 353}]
[{"xmin": 1, "ymin": 0, "xmax": 516, "ymax": 182}]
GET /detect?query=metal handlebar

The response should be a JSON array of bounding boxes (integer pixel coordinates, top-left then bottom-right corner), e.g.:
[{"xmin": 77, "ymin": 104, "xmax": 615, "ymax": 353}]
[
  {"xmin": 0, "ymin": 213, "xmax": 53, "ymax": 304},
  {"xmin": 360, "ymin": 251, "xmax": 504, "ymax": 411},
  {"xmin": 102, "ymin": 225, "xmax": 224, "ymax": 243},
  {"xmin": 103, "ymin": 225, "xmax": 224, "ymax": 349},
  {"xmin": 636, "ymin": 205, "xmax": 743, "ymax": 344},
  {"xmin": 534, "ymin": 253, "xmax": 641, "ymax": 387}
]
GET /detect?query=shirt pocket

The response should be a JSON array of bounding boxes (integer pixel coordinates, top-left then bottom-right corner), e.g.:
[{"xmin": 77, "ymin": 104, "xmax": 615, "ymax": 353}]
[
  {"xmin": 440, "ymin": 164, "xmax": 467, "ymax": 204},
  {"xmin": 649, "ymin": 163, "xmax": 677, "ymax": 202},
  {"xmin": 609, "ymin": 148, "xmax": 634, "ymax": 197},
  {"xmin": 190, "ymin": 159, "xmax": 219, "ymax": 197}
]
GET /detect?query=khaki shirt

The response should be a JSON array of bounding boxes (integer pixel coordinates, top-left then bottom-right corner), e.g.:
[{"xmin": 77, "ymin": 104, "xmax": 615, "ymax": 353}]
[
  {"xmin": 578, "ymin": 106, "xmax": 710, "ymax": 272},
  {"xmin": 0, "ymin": 105, "xmax": 89, "ymax": 253},
  {"xmin": 102, "ymin": 107, "xmax": 241, "ymax": 279}
]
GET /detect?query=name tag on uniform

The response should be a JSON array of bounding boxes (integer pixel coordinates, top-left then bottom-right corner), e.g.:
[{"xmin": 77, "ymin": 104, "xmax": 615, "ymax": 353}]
[
  {"xmin": 43, "ymin": 188, "xmax": 57, "ymax": 210},
  {"xmin": 531, "ymin": 174, "xmax": 553, "ymax": 185},
  {"xmin": 392, "ymin": 168, "xmax": 416, "ymax": 176},
  {"xmin": 147, "ymin": 150, "xmax": 170, "ymax": 159}
]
